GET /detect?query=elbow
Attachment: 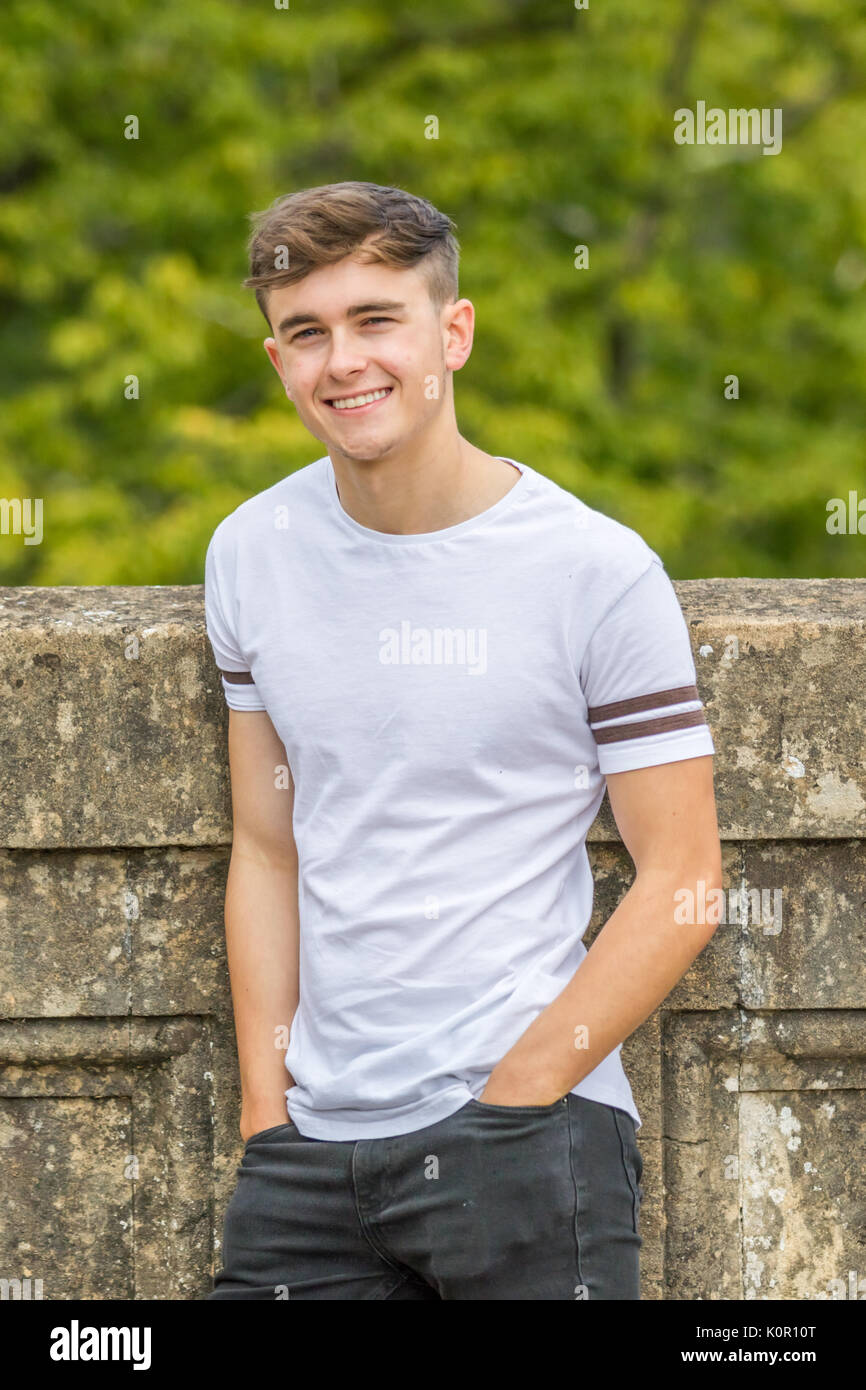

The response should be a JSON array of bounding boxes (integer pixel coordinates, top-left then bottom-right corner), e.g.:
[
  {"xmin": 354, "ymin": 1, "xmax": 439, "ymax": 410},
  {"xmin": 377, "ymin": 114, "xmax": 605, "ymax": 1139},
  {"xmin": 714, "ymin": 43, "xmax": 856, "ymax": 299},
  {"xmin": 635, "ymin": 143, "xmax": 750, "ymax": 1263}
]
[
  {"xmin": 636, "ymin": 856, "xmax": 724, "ymax": 940},
  {"xmin": 674, "ymin": 860, "xmax": 725, "ymax": 941}
]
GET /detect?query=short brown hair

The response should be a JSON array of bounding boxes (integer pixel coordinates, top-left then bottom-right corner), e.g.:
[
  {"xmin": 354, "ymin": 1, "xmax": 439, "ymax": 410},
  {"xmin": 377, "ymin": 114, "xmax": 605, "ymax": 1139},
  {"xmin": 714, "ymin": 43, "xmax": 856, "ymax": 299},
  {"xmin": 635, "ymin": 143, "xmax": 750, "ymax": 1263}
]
[{"xmin": 242, "ymin": 181, "xmax": 460, "ymax": 327}]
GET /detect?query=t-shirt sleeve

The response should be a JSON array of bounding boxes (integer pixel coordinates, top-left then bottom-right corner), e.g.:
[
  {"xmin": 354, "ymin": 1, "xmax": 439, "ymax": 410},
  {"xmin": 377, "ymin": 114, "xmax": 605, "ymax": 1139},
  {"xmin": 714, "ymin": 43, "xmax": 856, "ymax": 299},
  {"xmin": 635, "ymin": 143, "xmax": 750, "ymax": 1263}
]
[
  {"xmin": 579, "ymin": 556, "xmax": 714, "ymax": 774},
  {"xmin": 204, "ymin": 524, "xmax": 267, "ymax": 712}
]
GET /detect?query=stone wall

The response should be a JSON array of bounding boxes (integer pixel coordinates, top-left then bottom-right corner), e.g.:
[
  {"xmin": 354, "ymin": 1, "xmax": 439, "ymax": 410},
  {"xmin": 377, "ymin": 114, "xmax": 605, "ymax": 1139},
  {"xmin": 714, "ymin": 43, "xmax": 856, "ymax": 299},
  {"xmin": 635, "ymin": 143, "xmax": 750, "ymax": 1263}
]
[{"xmin": 0, "ymin": 579, "xmax": 863, "ymax": 1300}]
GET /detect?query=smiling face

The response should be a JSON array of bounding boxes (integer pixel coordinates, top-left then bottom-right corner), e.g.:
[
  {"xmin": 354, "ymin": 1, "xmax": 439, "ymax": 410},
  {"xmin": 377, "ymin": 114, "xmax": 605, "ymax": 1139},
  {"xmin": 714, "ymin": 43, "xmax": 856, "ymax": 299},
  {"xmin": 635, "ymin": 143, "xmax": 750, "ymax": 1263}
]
[{"xmin": 262, "ymin": 246, "xmax": 475, "ymax": 466}]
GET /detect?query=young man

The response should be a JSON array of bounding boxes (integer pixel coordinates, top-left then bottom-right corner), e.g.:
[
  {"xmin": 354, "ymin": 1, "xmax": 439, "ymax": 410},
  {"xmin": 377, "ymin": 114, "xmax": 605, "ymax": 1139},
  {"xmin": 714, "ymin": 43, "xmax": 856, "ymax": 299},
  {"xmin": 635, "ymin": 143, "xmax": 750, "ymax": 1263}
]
[{"xmin": 204, "ymin": 181, "xmax": 722, "ymax": 1301}]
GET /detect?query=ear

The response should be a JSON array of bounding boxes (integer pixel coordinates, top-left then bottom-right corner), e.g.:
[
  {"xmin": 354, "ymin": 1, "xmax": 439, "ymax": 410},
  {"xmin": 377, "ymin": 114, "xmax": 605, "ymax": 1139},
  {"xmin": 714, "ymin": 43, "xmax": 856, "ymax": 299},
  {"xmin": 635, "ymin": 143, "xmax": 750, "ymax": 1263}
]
[
  {"xmin": 442, "ymin": 298, "xmax": 475, "ymax": 372},
  {"xmin": 264, "ymin": 337, "xmax": 290, "ymax": 396}
]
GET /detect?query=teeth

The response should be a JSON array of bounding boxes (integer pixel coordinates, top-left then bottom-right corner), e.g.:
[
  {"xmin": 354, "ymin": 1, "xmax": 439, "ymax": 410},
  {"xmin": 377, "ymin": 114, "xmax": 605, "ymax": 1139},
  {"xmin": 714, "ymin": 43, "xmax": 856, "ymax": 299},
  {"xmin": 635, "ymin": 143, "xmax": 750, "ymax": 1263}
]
[{"xmin": 330, "ymin": 388, "xmax": 390, "ymax": 410}]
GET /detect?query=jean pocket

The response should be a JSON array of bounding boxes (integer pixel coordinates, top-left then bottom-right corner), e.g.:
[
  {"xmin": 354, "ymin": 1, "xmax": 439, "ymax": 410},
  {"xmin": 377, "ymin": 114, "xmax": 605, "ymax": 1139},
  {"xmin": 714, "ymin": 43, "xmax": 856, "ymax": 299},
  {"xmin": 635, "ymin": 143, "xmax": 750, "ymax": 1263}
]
[
  {"xmin": 244, "ymin": 1121, "xmax": 295, "ymax": 1147},
  {"xmin": 468, "ymin": 1096, "xmax": 567, "ymax": 1115},
  {"xmin": 612, "ymin": 1109, "xmax": 642, "ymax": 1233}
]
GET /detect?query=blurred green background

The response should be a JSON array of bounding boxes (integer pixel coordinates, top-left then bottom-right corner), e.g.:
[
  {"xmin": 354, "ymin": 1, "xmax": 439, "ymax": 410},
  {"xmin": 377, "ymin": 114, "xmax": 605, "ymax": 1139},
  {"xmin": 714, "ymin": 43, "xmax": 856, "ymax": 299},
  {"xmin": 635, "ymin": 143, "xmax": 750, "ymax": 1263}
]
[{"xmin": 1, "ymin": 0, "xmax": 864, "ymax": 583}]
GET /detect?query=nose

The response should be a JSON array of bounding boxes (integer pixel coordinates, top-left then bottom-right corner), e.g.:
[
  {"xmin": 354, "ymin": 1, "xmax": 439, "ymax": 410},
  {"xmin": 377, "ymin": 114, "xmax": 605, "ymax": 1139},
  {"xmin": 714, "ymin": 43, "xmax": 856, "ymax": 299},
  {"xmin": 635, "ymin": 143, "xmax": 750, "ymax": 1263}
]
[{"xmin": 322, "ymin": 327, "xmax": 369, "ymax": 385}]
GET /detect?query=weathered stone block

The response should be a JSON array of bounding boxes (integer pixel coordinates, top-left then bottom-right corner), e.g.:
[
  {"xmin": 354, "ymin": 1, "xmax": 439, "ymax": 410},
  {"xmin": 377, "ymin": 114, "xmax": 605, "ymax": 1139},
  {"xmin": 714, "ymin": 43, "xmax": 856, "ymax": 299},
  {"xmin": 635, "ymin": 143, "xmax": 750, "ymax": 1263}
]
[{"xmin": 0, "ymin": 581, "xmax": 862, "ymax": 1299}]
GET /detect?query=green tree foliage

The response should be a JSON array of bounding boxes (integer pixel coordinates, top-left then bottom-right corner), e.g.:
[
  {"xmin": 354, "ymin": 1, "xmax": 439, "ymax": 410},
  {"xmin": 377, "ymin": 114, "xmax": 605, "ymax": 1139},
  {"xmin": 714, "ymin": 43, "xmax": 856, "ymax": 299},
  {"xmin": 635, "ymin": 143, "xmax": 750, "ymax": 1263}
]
[{"xmin": 0, "ymin": 0, "xmax": 863, "ymax": 581}]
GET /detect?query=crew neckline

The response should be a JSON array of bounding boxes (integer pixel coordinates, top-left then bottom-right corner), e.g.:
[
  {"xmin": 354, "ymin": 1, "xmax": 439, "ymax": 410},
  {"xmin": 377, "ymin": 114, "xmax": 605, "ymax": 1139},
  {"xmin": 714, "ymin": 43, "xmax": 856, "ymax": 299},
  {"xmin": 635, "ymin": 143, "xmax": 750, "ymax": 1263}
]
[{"xmin": 321, "ymin": 455, "xmax": 531, "ymax": 545}]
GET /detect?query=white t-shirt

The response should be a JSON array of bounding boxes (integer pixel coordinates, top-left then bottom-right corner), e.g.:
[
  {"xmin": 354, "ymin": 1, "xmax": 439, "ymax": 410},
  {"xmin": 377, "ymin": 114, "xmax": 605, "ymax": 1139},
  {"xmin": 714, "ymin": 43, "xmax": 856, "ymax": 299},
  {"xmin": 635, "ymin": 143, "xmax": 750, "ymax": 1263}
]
[{"xmin": 204, "ymin": 454, "xmax": 714, "ymax": 1139}]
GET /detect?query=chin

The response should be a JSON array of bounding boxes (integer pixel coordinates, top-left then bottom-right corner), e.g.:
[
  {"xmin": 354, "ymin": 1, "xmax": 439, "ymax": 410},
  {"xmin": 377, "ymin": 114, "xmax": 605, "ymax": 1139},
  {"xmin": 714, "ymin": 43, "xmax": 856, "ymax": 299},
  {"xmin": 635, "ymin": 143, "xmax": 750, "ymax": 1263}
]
[{"xmin": 336, "ymin": 437, "xmax": 399, "ymax": 463}]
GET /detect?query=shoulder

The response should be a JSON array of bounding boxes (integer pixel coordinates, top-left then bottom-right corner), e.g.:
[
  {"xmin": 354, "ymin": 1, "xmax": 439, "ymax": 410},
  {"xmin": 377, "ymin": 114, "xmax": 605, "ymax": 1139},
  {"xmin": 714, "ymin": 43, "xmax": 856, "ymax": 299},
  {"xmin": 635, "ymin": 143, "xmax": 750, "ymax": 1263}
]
[
  {"xmin": 523, "ymin": 463, "xmax": 662, "ymax": 602},
  {"xmin": 206, "ymin": 455, "xmax": 327, "ymax": 558}
]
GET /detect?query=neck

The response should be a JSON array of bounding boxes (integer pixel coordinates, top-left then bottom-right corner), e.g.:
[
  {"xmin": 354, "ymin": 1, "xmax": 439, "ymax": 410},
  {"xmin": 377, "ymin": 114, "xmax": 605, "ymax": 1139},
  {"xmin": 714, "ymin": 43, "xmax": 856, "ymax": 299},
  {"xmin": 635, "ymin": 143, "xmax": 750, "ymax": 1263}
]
[{"xmin": 329, "ymin": 433, "xmax": 520, "ymax": 535}]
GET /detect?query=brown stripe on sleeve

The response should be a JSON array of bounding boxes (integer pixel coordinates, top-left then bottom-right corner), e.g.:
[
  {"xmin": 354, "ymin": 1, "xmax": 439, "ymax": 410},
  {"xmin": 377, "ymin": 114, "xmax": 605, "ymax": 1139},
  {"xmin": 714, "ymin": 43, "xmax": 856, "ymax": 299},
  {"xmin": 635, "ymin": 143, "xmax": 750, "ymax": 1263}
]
[
  {"xmin": 591, "ymin": 708, "xmax": 708, "ymax": 745},
  {"xmin": 588, "ymin": 683, "xmax": 699, "ymax": 723},
  {"xmin": 219, "ymin": 668, "xmax": 255, "ymax": 684}
]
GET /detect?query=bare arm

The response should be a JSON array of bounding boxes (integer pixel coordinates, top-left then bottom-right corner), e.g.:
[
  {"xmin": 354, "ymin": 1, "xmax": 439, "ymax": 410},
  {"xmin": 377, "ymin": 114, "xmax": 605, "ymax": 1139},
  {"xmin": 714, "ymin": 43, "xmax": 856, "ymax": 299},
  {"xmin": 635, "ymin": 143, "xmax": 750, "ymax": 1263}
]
[
  {"xmin": 224, "ymin": 707, "xmax": 300, "ymax": 1141},
  {"xmin": 480, "ymin": 754, "xmax": 723, "ymax": 1104}
]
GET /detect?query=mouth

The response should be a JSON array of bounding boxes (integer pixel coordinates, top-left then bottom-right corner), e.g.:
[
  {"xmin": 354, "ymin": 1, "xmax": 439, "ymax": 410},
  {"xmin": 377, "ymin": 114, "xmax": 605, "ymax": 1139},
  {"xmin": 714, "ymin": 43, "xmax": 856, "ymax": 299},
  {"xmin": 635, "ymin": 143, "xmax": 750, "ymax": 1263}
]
[{"xmin": 323, "ymin": 386, "xmax": 393, "ymax": 415}]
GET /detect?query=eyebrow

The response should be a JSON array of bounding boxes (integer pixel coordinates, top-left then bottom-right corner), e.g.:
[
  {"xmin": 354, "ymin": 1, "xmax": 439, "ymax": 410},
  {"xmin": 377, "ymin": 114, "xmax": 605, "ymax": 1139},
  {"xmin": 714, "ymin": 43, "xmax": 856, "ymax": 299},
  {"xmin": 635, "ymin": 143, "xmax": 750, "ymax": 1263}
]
[{"xmin": 277, "ymin": 300, "xmax": 407, "ymax": 336}]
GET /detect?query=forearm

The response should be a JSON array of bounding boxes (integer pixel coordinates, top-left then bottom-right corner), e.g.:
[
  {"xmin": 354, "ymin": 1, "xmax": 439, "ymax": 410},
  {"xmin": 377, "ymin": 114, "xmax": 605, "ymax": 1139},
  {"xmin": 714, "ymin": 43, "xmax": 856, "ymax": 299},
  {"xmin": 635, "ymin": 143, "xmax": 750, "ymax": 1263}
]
[
  {"xmin": 481, "ymin": 865, "xmax": 722, "ymax": 1103},
  {"xmin": 224, "ymin": 845, "xmax": 300, "ymax": 1119}
]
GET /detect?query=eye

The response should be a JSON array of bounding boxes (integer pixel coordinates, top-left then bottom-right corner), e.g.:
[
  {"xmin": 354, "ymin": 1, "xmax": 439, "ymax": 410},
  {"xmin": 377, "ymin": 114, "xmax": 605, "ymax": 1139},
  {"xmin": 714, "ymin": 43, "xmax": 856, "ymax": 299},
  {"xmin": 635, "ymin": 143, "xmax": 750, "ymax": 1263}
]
[{"xmin": 291, "ymin": 317, "xmax": 392, "ymax": 342}]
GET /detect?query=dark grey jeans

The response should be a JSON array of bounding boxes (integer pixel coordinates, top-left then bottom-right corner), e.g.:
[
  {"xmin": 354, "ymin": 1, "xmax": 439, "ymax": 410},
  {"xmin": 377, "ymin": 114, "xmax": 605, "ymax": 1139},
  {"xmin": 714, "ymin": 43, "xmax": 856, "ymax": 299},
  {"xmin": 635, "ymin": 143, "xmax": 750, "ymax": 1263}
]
[{"xmin": 207, "ymin": 1093, "xmax": 643, "ymax": 1300}]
